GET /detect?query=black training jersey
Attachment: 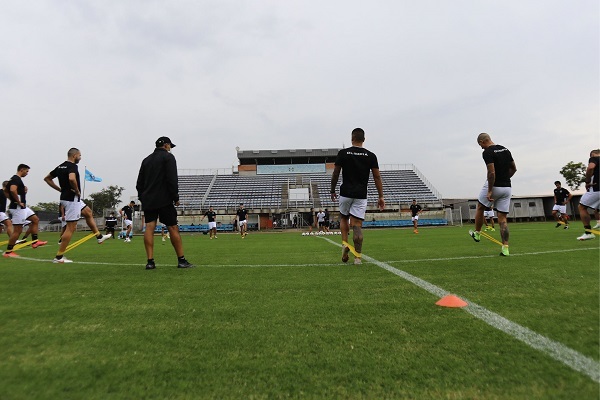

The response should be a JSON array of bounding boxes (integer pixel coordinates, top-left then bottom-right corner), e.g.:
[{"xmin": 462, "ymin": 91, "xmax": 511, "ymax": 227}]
[
  {"xmin": 7, "ymin": 175, "xmax": 26, "ymax": 209},
  {"xmin": 136, "ymin": 148, "xmax": 179, "ymax": 211},
  {"xmin": 50, "ymin": 161, "xmax": 81, "ymax": 201},
  {"xmin": 590, "ymin": 156, "xmax": 600, "ymax": 192},
  {"xmin": 482, "ymin": 145, "xmax": 514, "ymax": 187},
  {"xmin": 204, "ymin": 210, "xmax": 217, "ymax": 222},
  {"xmin": 554, "ymin": 187, "xmax": 570, "ymax": 204},
  {"xmin": 335, "ymin": 146, "xmax": 379, "ymax": 199},
  {"xmin": 105, "ymin": 216, "xmax": 118, "ymax": 228},
  {"xmin": 236, "ymin": 208, "xmax": 248, "ymax": 221},
  {"xmin": 0, "ymin": 190, "xmax": 6, "ymax": 213},
  {"xmin": 121, "ymin": 205, "xmax": 133, "ymax": 220},
  {"xmin": 410, "ymin": 204, "xmax": 422, "ymax": 216}
]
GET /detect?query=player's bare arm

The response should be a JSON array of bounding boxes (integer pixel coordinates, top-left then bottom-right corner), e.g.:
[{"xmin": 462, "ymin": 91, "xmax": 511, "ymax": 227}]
[
  {"xmin": 508, "ymin": 161, "xmax": 517, "ymax": 179},
  {"xmin": 585, "ymin": 160, "xmax": 597, "ymax": 189},
  {"xmin": 486, "ymin": 163, "xmax": 496, "ymax": 201},
  {"xmin": 372, "ymin": 168, "xmax": 385, "ymax": 211},
  {"xmin": 330, "ymin": 165, "xmax": 341, "ymax": 201},
  {"xmin": 68, "ymin": 172, "xmax": 80, "ymax": 197},
  {"xmin": 565, "ymin": 192, "xmax": 573, "ymax": 205},
  {"xmin": 43, "ymin": 174, "xmax": 62, "ymax": 193},
  {"xmin": 10, "ymin": 184, "xmax": 24, "ymax": 208}
]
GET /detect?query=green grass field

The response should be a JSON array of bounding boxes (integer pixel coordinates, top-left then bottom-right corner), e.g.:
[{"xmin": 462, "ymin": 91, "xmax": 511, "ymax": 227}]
[{"xmin": 1, "ymin": 223, "xmax": 598, "ymax": 399}]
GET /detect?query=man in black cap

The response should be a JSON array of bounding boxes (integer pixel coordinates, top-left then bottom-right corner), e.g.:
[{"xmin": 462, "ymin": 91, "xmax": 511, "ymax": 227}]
[{"xmin": 136, "ymin": 137, "xmax": 194, "ymax": 269}]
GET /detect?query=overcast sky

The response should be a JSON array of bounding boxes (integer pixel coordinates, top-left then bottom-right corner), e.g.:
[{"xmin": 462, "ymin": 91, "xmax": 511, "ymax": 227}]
[{"xmin": 1, "ymin": 0, "xmax": 598, "ymax": 207}]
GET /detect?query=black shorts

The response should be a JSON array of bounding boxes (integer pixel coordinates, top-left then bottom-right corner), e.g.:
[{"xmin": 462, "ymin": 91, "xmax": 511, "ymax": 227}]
[{"xmin": 144, "ymin": 205, "xmax": 178, "ymax": 227}]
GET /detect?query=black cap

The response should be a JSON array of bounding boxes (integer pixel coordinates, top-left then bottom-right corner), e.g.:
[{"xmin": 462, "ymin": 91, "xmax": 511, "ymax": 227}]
[{"xmin": 156, "ymin": 136, "xmax": 176, "ymax": 148}]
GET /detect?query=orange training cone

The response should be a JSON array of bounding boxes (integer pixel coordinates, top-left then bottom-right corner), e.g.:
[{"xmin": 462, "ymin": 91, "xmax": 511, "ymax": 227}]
[{"xmin": 436, "ymin": 295, "xmax": 468, "ymax": 308}]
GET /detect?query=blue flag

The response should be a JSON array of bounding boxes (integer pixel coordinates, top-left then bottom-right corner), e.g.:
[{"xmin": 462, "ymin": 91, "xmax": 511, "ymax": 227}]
[{"xmin": 85, "ymin": 168, "xmax": 102, "ymax": 182}]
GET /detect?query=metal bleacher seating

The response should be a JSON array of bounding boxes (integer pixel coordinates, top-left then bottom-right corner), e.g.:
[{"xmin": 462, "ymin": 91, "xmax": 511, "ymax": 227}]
[
  {"xmin": 178, "ymin": 175, "xmax": 213, "ymax": 209},
  {"xmin": 178, "ymin": 168, "xmax": 441, "ymax": 211},
  {"xmin": 204, "ymin": 175, "xmax": 288, "ymax": 209},
  {"xmin": 379, "ymin": 170, "xmax": 439, "ymax": 204}
]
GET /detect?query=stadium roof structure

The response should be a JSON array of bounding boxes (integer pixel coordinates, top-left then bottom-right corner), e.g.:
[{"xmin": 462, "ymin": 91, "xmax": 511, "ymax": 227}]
[{"xmin": 237, "ymin": 148, "xmax": 340, "ymax": 165}]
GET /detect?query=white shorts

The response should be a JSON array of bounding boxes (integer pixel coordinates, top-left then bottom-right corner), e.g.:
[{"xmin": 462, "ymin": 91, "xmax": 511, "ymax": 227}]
[
  {"xmin": 208, "ymin": 221, "xmax": 217, "ymax": 229},
  {"xmin": 338, "ymin": 196, "xmax": 368, "ymax": 220},
  {"xmin": 478, "ymin": 183, "xmax": 512, "ymax": 214},
  {"xmin": 580, "ymin": 191, "xmax": 600, "ymax": 210},
  {"xmin": 61, "ymin": 218, "xmax": 67, "ymax": 228},
  {"xmin": 10, "ymin": 207, "xmax": 36, "ymax": 225},
  {"xmin": 411, "ymin": 215, "xmax": 419, "ymax": 221},
  {"xmin": 484, "ymin": 210, "xmax": 495, "ymax": 218},
  {"xmin": 61, "ymin": 200, "xmax": 82, "ymax": 222},
  {"xmin": 552, "ymin": 204, "xmax": 567, "ymax": 214},
  {"xmin": 0, "ymin": 212, "xmax": 9, "ymax": 223},
  {"xmin": 238, "ymin": 219, "xmax": 247, "ymax": 227},
  {"xmin": 125, "ymin": 219, "xmax": 133, "ymax": 228}
]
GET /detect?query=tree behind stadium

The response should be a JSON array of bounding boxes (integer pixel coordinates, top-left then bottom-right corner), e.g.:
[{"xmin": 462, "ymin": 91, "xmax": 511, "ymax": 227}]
[
  {"xmin": 84, "ymin": 185, "xmax": 125, "ymax": 216},
  {"xmin": 559, "ymin": 161, "xmax": 586, "ymax": 191},
  {"xmin": 31, "ymin": 202, "xmax": 60, "ymax": 213}
]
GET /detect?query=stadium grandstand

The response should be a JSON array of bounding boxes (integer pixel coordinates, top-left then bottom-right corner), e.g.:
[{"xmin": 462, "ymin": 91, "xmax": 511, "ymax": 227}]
[{"xmin": 173, "ymin": 148, "xmax": 446, "ymax": 231}]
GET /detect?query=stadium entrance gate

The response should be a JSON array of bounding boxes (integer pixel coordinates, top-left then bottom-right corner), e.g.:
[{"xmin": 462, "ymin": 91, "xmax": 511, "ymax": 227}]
[{"xmin": 272, "ymin": 211, "xmax": 302, "ymax": 229}]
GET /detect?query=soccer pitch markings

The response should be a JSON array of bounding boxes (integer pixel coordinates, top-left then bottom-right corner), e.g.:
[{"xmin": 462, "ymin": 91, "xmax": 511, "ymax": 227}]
[
  {"xmin": 8, "ymin": 245, "xmax": 599, "ymax": 267},
  {"xmin": 13, "ymin": 256, "xmax": 144, "ymax": 266},
  {"xmin": 4, "ymin": 236, "xmax": 599, "ymax": 382},
  {"xmin": 320, "ymin": 236, "xmax": 600, "ymax": 384}
]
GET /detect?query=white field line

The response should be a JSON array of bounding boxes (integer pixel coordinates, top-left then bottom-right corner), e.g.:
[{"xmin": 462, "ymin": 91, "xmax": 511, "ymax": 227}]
[
  {"xmin": 12, "ymin": 256, "xmax": 144, "ymax": 267},
  {"xmin": 9, "ymin": 256, "xmax": 343, "ymax": 268},
  {"xmin": 8, "ymin": 243, "xmax": 600, "ymax": 380},
  {"xmin": 321, "ymin": 237, "xmax": 600, "ymax": 383},
  {"xmin": 382, "ymin": 247, "xmax": 598, "ymax": 264},
  {"xmin": 7, "ymin": 247, "xmax": 598, "ymax": 268}
]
